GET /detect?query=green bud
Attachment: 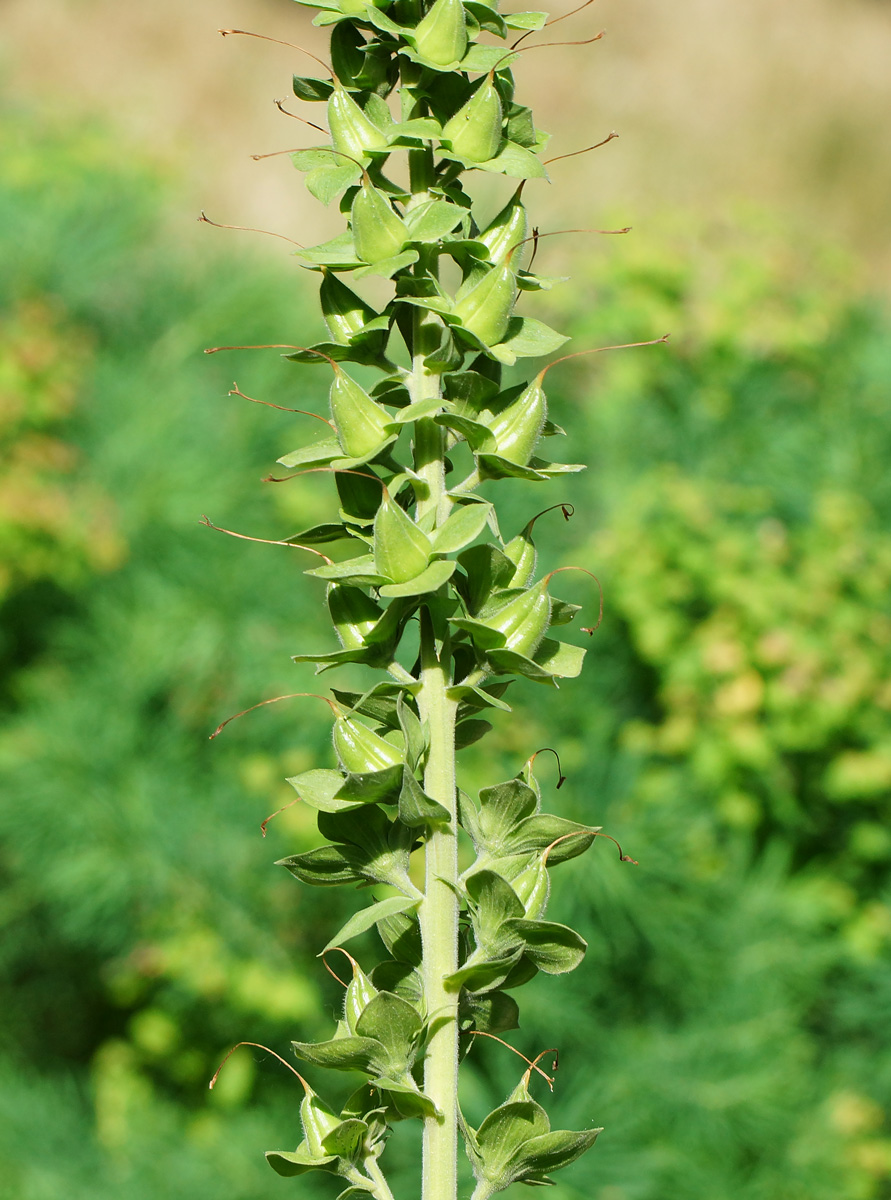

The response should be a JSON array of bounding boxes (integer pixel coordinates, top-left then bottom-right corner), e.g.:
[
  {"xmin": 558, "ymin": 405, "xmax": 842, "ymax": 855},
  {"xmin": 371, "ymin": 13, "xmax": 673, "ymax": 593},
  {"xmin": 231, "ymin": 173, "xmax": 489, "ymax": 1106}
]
[
  {"xmin": 320, "ymin": 268, "xmax": 378, "ymax": 345},
  {"xmin": 482, "ymin": 375, "xmax": 546, "ymax": 465},
  {"xmin": 373, "ymin": 491, "xmax": 432, "ymax": 583},
  {"xmin": 328, "ymin": 584, "xmax": 383, "ymax": 649},
  {"xmin": 478, "ymin": 186, "xmax": 527, "ymax": 265},
  {"xmin": 344, "ymin": 959, "xmax": 379, "ymax": 1033},
  {"xmin": 328, "ymin": 85, "xmax": 389, "ymax": 164},
  {"xmin": 414, "ymin": 0, "xmax": 468, "ymax": 66},
  {"xmin": 442, "ymin": 77, "xmax": 503, "ymax": 163},
  {"xmin": 510, "ymin": 858, "xmax": 550, "ymax": 919},
  {"xmin": 330, "ymin": 366, "xmax": 392, "ymax": 458},
  {"xmin": 301, "ymin": 1087, "xmax": 341, "ymax": 1159},
  {"xmin": 333, "ymin": 714, "xmax": 405, "ymax": 773},
  {"xmin": 351, "ymin": 179, "xmax": 409, "ymax": 264},
  {"xmin": 502, "ymin": 530, "xmax": 537, "ymax": 587},
  {"xmin": 482, "ymin": 577, "xmax": 551, "ymax": 657},
  {"xmin": 453, "ymin": 262, "xmax": 517, "ymax": 346}
]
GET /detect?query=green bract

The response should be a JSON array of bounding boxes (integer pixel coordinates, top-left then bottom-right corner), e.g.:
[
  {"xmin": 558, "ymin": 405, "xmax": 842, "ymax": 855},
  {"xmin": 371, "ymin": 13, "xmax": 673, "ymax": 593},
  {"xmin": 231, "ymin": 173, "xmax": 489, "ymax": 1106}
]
[{"xmin": 209, "ymin": 6, "xmax": 655, "ymax": 1200}]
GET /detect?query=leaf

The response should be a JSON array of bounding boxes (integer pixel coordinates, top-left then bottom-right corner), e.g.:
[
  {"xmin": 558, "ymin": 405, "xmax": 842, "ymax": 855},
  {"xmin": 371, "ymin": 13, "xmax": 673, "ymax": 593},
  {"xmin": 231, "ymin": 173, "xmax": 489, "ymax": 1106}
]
[
  {"xmin": 455, "ymin": 719, "xmax": 492, "ymax": 749},
  {"xmin": 444, "ymin": 948, "xmax": 525, "ymax": 995},
  {"xmin": 334, "ymin": 764, "xmax": 405, "ymax": 804},
  {"xmin": 370, "ymin": 961, "xmax": 423, "ymax": 1010},
  {"xmin": 378, "ymin": 558, "xmax": 456, "ymax": 598},
  {"xmin": 477, "ymin": 778, "xmax": 539, "ymax": 841},
  {"xmin": 393, "ymin": 396, "xmax": 445, "ymax": 424},
  {"xmin": 377, "ymin": 910, "xmax": 423, "ymax": 965},
  {"xmin": 507, "ymin": 814, "xmax": 599, "ymax": 862},
  {"xmin": 466, "ymin": 869, "xmax": 526, "ymax": 930},
  {"xmin": 294, "ymin": 231, "xmax": 361, "ymax": 268},
  {"xmin": 510, "ymin": 1127, "xmax": 602, "ymax": 1180},
  {"xmin": 277, "ymin": 437, "xmax": 342, "ymax": 470},
  {"xmin": 321, "ymin": 1118, "xmax": 368, "ymax": 1162},
  {"xmin": 386, "ymin": 118, "xmax": 444, "ymax": 143},
  {"xmin": 505, "ymin": 918, "xmax": 587, "ymax": 974},
  {"xmin": 432, "ymin": 502, "xmax": 493, "ymax": 554},
  {"xmin": 404, "ymin": 199, "xmax": 464, "ymax": 242},
  {"xmin": 291, "ymin": 1035, "xmax": 382, "ymax": 1072},
  {"xmin": 476, "ymin": 1099, "xmax": 551, "ymax": 1179},
  {"xmin": 503, "ymin": 10, "xmax": 548, "ymax": 30},
  {"xmin": 284, "ymin": 522, "xmax": 354, "ymax": 545},
  {"xmin": 478, "ymin": 142, "xmax": 548, "ymax": 181},
  {"xmin": 304, "ymin": 555, "xmax": 389, "ymax": 586},
  {"xmin": 323, "ymin": 896, "xmax": 421, "ymax": 952},
  {"xmin": 399, "ymin": 770, "xmax": 450, "ymax": 827},
  {"xmin": 396, "ymin": 692, "xmax": 426, "ymax": 768},
  {"xmin": 461, "ymin": 44, "xmax": 521, "ymax": 72},
  {"xmin": 461, "ymin": 989, "xmax": 520, "ymax": 1034},
  {"xmin": 286, "ymin": 768, "xmax": 361, "ymax": 814},
  {"xmin": 455, "ymin": 543, "xmax": 516, "ymax": 613},
  {"xmin": 293, "ymin": 74, "xmax": 335, "ymax": 102},
  {"xmin": 446, "ymin": 684, "xmax": 513, "ymax": 712},
  {"xmin": 307, "ymin": 164, "xmax": 363, "ymax": 206},
  {"xmin": 353, "ymin": 250, "xmax": 420, "ymax": 281},
  {"xmin": 436, "ymin": 412, "xmax": 497, "ymax": 452},
  {"xmin": 374, "ymin": 1078, "xmax": 439, "ymax": 1119},
  {"xmin": 266, "ymin": 1146, "xmax": 337, "ymax": 1178},
  {"xmin": 496, "ymin": 316, "xmax": 570, "ymax": 358},
  {"xmin": 278, "ymin": 845, "xmax": 363, "ymax": 887}
]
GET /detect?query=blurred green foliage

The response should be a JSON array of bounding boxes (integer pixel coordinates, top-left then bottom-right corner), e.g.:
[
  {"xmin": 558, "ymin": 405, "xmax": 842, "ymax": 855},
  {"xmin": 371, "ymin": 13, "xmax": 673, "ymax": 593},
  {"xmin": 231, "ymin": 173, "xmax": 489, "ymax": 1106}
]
[{"xmin": 1, "ymin": 99, "xmax": 890, "ymax": 1200}]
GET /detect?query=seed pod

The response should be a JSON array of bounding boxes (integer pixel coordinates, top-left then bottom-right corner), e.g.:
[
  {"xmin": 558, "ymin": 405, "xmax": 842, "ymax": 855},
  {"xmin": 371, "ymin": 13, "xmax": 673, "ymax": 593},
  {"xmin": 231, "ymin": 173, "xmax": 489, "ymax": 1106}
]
[
  {"xmin": 333, "ymin": 714, "xmax": 405, "ymax": 773},
  {"xmin": 478, "ymin": 186, "xmax": 528, "ymax": 265},
  {"xmin": 330, "ymin": 366, "xmax": 392, "ymax": 457},
  {"xmin": 328, "ymin": 84, "xmax": 389, "ymax": 163},
  {"xmin": 453, "ymin": 262, "xmax": 517, "ymax": 346},
  {"xmin": 328, "ymin": 584, "xmax": 383, "ymax": 649},
  {"xmin": 414, "ymin": 0, "xmax": 468, "ymax": 66},
  {"xmin": 502, "ymin": 529, "xmax": 537, "ymax": 587},
  {"xmin": 482, "ymin": 577, "xmax": 551, "ymax": 656},
  {"xmin": 510, "ymin": 858, "xmax": 550, "ymax": 919},
  {"xmin": 442, "ymin": 76, "xmax": 503, "ymax": 163},
  {"xmin": 320, "ymin": 268, "xmax": 378, "ymax": 345},
  {"xmin": 351, "ymin": 178, "xmax": 409, "ymax": 264},
  {"xmin": 484, "ymin": 374, "xmax": 547, "ymax": 465},
  {"xmin": 373, "ymin": 491, "xmax": 432, "ymax": 583},
  {"xmin": 344, "ymin": 959, "xmax": 379, "ymax": 1033},
  {"xmin": 301, "ymin": 1086, "xmax": 342, "ymax": 1159}
]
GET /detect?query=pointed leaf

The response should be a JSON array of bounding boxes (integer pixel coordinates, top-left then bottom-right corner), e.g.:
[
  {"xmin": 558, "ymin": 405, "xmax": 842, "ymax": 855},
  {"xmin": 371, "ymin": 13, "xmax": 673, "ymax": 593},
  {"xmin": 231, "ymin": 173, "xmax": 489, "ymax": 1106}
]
[
  {"xmin": 378, "ymin": 558, "xmax": 457, "ymax": 598},
  {"xmin": 323, "ymin": 896, "xmax": 421, "ymax": 952}
]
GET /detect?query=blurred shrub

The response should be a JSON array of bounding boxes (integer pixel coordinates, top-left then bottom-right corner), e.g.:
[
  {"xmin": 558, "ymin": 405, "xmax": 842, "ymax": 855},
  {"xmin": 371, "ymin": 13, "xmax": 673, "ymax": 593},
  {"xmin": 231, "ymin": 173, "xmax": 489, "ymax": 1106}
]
[{"xmin": 1, "ymin": 102, "xmax": 890, "ymax": 1200}]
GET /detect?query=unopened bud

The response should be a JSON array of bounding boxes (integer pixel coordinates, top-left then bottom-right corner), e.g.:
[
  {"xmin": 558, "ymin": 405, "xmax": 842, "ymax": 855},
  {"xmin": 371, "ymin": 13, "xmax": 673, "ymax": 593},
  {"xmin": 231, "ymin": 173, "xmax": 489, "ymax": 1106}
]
[
  {"xmin": 328, "ymin": 84, "xmax": 388, "ymax": 164},
  {"xmin": 351, "ymin": 178, "xmax": 409, "ymax": 264},
  {"xmin": 333, "ymin": 714, "xmax": 405, "ymax": 774},
  {"xmin": 330, "ymin": 366, "xmax": 392, "ymax": 458},
  {"xmin": 414, "ymin": 0, "xmax": 468, "ymax": 66},
  {"xmin": 453, "ymin": 262, "xmax": 517, "ymax": 347},
  {"xmin": 442, "ymin": 77, "xmax": 503, "ymax": 163},
  {"xmin": 373, "ymin": 491, "xmax": 432, "ymax": 583}
]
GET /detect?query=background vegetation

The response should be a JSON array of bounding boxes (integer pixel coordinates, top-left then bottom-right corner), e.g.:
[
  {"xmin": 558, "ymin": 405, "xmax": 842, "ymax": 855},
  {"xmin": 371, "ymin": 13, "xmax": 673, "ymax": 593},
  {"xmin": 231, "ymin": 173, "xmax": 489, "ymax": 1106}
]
[{"xmin": 2, "ymin": 1, "xmax": 890, "ymax": 1197}]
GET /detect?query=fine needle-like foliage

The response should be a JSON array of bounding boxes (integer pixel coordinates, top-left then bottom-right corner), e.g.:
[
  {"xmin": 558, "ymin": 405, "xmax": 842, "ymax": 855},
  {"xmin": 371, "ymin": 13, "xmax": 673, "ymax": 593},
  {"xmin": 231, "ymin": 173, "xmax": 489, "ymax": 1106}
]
[{"xmin": 206, "ymin": 5, "xmax": 664, "ymax": 1199}]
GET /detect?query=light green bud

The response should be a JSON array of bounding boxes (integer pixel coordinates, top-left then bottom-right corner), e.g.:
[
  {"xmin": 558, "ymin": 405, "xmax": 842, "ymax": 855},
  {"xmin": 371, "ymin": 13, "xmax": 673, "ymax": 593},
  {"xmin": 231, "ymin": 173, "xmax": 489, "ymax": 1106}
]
[
  {"xmin": 333, "ymin": 714, "xmax": 405, "ymax": 773},
  {"xmin": 351, "ymin": 179, "xmax": 409, "ymax": 264},
  {"xmin": 510, "ymin": 859, "xmax": 550, "ymax": 919},
  {"xmin": 414, "ymin": 0, "xmax": 468, "ymax": 66},
  {"xmin": 373, "ymin": 491, "xmax": 432, "ymax": 583},
  {"xmin": 483, "ymin": 577, "xmax": 551, "ymax": 657},
  {"xmin": 442, "ymin": 77, "xmax": 503, "ymax": 163},
  {"xmin": 327, "ymin": 584, "xmax": 383, "ymax": 649},
  {"xmin": 300, "ymin": 1087, "xmax": 341, "ymax": 1159},
  {"xmin": 329, "ymin": 366, "xmax": 392, "ymax": 458},
  {"xmin": 453, "ymin": 262, "xmax": 516, "ymax": 346},
  {"xmin": 478, "ymin": 186, "xmax": 528, "ymax": 264},
  {"xmin": 344, "ymin": 959, "xmax": 378, "ymax": 1033},
  {"xmin": 328, "ymin": 84, "xmax": 389, "ymax": 163},
  {"xmin": 484, "ymin": 373, "xmax": 546, "ymax": 465}
]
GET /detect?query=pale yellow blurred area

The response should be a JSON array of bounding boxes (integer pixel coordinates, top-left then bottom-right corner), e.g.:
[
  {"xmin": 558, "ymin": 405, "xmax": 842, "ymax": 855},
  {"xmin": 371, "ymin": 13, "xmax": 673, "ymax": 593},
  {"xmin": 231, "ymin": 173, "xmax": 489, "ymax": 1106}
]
[{"xmin": 3, "ymin": 0, "xmax": 891, "ymax": 286}]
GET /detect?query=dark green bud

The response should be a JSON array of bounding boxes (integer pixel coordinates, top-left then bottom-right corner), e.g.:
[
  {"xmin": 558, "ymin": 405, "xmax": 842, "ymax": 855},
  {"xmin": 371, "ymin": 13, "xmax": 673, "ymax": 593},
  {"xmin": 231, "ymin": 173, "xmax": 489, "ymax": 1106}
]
[
  {"xmin": 414, "ymin": 0, "xmax": 468, "ymax": 66},
  {"xmin": 482, "ymin": 577, "xmax": 551, "ymax": 657},
  {"xmin": 333, "ymin": 714, "xmax": 405, "ymax": 773},
  {"xmin": 328, "ymin": 584, "xmax": 383, "ymax": 649},
  {"xmin": 328, "ymin": 84, "xmax": 389, "ymax": 163},
  {"xmin": 453, "ymin": 262, "xmax": 517, "ymax": 346},
  {"xmin": 351, "ymin": 179, "xmax": 409, "ymax": 264},
  {"xmin": 373, "ymin": 491, "xmax": 432, "ymax": 583},
  {"xmin": 330, "ymin": 366, "xmax": 392, "ymax": 457},
  {"xmin": 320, "ymin": 268, "xmax": 378, "ymax": 344},
  {"xmin": 442, "ymin": 77, "xmax": 503, "ymax": 163},
  {"xmin": 484, "ymin": 374, "xmax": 546, "ymax": 465}
]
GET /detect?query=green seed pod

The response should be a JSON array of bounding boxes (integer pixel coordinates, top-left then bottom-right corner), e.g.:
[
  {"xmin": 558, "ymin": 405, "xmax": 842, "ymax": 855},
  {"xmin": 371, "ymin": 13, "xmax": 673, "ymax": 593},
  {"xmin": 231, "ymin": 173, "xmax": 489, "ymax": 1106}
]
[
  {"xmin": 478, "ymin": 186, "xmax": 528, "ymax": 265},
  {"xmin": 344, "ymin": 959, "xmax": 379, "ymax": 1033},
  {"xmin": 328, "ymin": 584, "xmax": 383, "ymax": 649},
  {"xmin": 482, "ymin": 577, "xmax": 551, "ymax": 656},
  {"xmin": 328, "ymin": 84, "xmax": 389, "ymax": 163},
  {"xmin": 320, "ymin": 268, "xmax": 378, "ymax": 345},
  {"xmin": 301, "ymin": 1087, "xmax": 342, "ymax": 1159},
  {"xmin": 414, "ymin": 0, "xmax": 468, "ymax": 66},
  {"xmin": 351, "ymin": 179, "xmax": 409, "ymax": 264},
  {"xmin": 453, "ymin": 262, "xmax": 517, "ymax": 346},
  {"xmin": 373, "ymin": 491, "xmax": 432, "ymax": 583},
  {"xmin": 510, "ymin": 858, "xmax": 550, "ymax": 919},
  {"xmin": 502, "ymin": 530, "xmax": 537, "ymax": 587},
  {"xmin": 442, "ymin": 76, "xmax": 503, "ymax": 163},
  {"xmin": 484, "ymin": 374, "xmax": 547, "ymax": 465},
  {"xmin": 333, "ymin": 714, "xmax": 405, "ymax": 773},
  {"xmin": 330, "ymin": 366, "xmax": 392, "ymax": 458}
]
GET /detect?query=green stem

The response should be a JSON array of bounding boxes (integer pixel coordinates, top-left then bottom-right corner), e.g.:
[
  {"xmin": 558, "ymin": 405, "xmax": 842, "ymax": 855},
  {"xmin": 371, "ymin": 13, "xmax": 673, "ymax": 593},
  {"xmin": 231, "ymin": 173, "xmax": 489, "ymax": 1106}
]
[
  {"xmin": 417, "ymin": 608, "xmax": 459, "ymax": 1200},
  {"xmin": 364, "ymin": 1157, "xmax": 398, "ymax": 1200}
]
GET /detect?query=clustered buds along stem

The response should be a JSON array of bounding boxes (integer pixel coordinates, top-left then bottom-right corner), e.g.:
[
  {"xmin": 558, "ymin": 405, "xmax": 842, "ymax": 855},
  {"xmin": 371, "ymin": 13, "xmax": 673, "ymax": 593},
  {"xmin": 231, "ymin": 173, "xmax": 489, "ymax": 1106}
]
[{"xmin": 206, "ymin": 5, "xmax": 662, "ymax": 1200}]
